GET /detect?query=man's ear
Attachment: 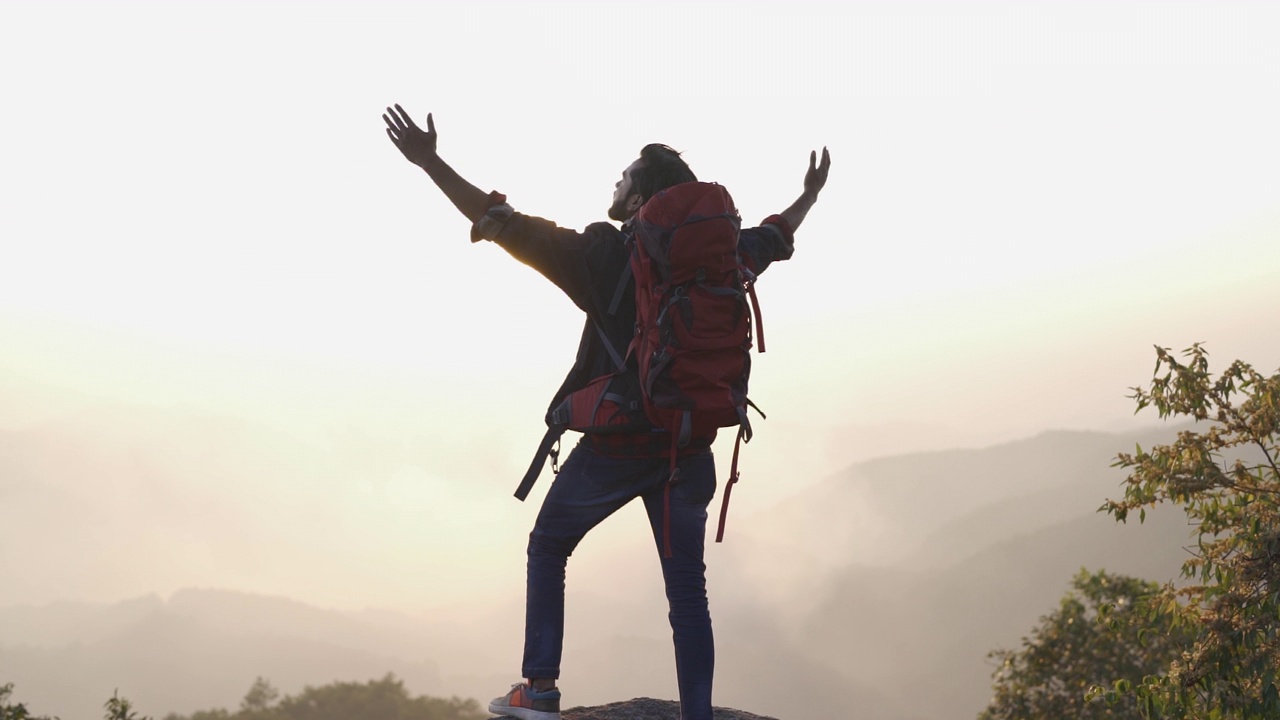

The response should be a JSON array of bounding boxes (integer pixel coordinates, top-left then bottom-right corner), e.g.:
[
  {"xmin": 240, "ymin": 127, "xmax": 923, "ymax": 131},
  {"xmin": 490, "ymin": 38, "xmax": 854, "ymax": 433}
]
[{"xmin": 626, "ymin": 193, "xmax": 645, "ymax": 214}]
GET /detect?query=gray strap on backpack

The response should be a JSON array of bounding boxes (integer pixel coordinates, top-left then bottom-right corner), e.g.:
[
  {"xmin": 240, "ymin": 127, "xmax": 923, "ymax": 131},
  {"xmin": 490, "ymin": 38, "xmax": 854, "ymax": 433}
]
[
  {"xmin": 608, "ymin": 261, "xmax": 633, "ymax": 316},
  {"xmin": 593, "ymin": 320, "xmax": 627, "ymax": 373},
  {"xmin": 589, "ymin": 260, "xmax": 633, "ymax": 373}
]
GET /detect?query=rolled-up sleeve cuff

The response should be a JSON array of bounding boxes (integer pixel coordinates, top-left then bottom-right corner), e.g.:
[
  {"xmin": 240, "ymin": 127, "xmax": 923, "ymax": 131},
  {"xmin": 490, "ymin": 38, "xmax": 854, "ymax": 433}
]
[
  {"xmin": 761, "ymin": 214, "xmax": 796, "ymax": 260},
  {"xmin": 470, "ymin": 191, "xmax": 514, "ymax": 243}
]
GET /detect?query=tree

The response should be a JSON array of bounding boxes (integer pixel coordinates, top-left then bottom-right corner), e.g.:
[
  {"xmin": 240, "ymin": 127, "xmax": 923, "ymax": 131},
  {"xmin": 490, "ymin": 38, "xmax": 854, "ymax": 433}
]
[
  {"xmin": 2, "ymin": 684, "xmax": 149, "ymax": 720},
  {"xmin": 0, "ymin": 684, "xmax": 54, "ymax": 720},
  {"xmin": 274, "ymin": 674, "xmax": 483, "ymax": 720},
  {"xmin": 163, "ymin": 675, "xmax": 485, "ymax": 720},
  {"xmin": 239, "ymin": 678, "xmax": 278, "ymax": 718},
  {"xmin": 1097, "ymin": 345, "xmax": 1280, "ymax": 718},
  {"xmin": 980, "ymin": 569, "xmax": 1194, "ymax": 720},
  {"xmin": 104, "ymin": 691, "xmax": 150, "ymax": 720}
]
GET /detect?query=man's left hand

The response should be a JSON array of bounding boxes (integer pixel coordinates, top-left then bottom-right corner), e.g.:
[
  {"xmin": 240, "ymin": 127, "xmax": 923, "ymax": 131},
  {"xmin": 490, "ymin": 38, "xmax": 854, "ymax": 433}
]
[{"xmin": 803, "ymin": 147, "xmax": 831, "ymax": 202}]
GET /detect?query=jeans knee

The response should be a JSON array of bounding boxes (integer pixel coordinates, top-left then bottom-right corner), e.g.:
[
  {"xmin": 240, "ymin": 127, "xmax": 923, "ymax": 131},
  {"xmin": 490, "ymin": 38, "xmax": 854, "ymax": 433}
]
[
  {"xmin": 665, "ymin": 575, "xmax": 709, "ymax": 612},
  {"xmin": 667, "ymin": 597, "xmax": 712, "ymax": 638},
  {"xmin": 527, "ymin": 528, "xmax": 576, "ymax": 562},
  {"xmin": 669, "ymin": 587, "xmax": 709, "ymax": 609}
]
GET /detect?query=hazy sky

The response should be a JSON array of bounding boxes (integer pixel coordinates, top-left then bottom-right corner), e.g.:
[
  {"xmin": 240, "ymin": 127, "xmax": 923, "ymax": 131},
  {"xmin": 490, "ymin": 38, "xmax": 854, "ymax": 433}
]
[{"xmin": 2, "ymin": 1, "xmax": 1279, "ymax": 609}]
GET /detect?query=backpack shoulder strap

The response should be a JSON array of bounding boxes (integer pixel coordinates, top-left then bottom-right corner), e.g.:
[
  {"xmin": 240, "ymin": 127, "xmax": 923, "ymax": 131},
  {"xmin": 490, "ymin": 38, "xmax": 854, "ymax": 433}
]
[
  {"xmin": 514, "ymin": 424, "xmax": 566, "ymax": 501},
  {"xmin": 592, "ymin": 318, "xmax": 626, "ymax": 373},
  {"xmin": 607, "ymin": 260, "xmax": 632, "ymax": 316}
]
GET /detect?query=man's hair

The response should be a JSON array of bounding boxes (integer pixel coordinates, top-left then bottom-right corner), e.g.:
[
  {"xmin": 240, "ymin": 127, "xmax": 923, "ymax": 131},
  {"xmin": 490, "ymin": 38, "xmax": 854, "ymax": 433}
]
[{"xmin": 631, "ymin": 144, "xmax": 697, "ymax": 202}]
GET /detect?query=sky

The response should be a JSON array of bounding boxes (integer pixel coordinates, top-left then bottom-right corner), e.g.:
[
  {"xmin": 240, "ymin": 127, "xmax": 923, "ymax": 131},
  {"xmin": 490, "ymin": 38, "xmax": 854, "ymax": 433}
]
[{"xmin": 2, "ymin": 0, "xmax": 1280, "ymax": 610}]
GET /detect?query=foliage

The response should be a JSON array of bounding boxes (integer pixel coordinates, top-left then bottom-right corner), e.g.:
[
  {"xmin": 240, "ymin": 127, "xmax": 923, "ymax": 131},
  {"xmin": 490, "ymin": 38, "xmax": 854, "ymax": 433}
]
[
  {"xmin": 163, "ymin": 674, "xmax": 486, "ymax": 720},
  {"xmin": 105, "ymin": 691, "xmax": 150, "ymax": 720},
  {"xmin": 2, "ymin": 683, "xmax": 151, "ymax": 720},
  {"xmin": 1093, "ymin": 345, "xmax": 1280, "ymax": 719},
  {"xmin": 0, "ymin": 684, "xmax": 54, "ymax": 720},
  {"xmin": 240, "ymin": 678, "xmax": 278, "ymax": 714},
  {"xmin": 980, "ymin": 569, "xmax": 1194, "ymax": 720}
]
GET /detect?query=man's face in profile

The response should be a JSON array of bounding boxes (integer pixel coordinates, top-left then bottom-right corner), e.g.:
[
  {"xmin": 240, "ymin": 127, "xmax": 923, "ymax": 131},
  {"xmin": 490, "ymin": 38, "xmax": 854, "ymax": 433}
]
[{"xmin": 608, "ymin": 158, "xmax": 644, "ymax": 222}]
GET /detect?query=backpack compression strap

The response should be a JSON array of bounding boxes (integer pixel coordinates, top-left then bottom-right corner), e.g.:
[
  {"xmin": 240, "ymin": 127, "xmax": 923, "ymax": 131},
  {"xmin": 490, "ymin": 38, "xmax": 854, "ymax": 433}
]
[
  {"xmin": 714, "ymin": 425, "xmax": 746, "ymax": 543},
  {"xmin": 716, "ymin": 404, "xmax": 762, "ymax": 542}
]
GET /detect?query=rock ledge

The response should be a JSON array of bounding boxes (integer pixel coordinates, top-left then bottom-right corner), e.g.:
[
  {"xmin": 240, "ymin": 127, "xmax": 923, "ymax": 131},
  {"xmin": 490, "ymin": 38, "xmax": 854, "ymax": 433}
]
[{"xmin": 554, "ymin": 696, "xmax": 779, "ymax": 720}]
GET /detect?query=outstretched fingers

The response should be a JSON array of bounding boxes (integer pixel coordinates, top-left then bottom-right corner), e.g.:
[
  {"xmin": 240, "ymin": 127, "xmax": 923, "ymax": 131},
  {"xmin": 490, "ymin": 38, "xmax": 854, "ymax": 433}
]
[
  {"xmin": 383, "ymin": 107, "xmax": 405, "ymax": 140},
  {"xmin": 382, "ymin": 103, "xmax": 439, "ymax": 167},
  {"xmin": 393, "ymin": 103, "xmax": 419, "ymax": 131},
  {"xmin": 383, "ymin": 104, "xmax": 435, "ymax": 141},
  {"xmin": 803, "ymin": 146, "xmax": 831, "ymax": 198},
  {"xmin": 811, "ymin": 147, "xmax": 831, "ymax": 171},
  {"xmin": 810, "ymin": 147, "xmax": 831, "ymax": 166},
  {"xmin": 384, "ymin": 106, "xmax": 404, "ymax": 133}
]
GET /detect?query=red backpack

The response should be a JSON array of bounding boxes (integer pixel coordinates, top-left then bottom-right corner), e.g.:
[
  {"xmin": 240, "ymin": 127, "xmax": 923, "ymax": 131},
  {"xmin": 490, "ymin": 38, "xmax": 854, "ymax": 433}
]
[{"xmin": 515, "ymin": 182, "xmax": 765, "ymax": 550}]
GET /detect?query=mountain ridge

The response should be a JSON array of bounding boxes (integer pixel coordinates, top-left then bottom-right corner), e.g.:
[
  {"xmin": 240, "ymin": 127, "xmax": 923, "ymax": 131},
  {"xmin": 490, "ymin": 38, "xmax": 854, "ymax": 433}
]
[{"xmin": 2, "ymin": 422, "xmax": 1197, "ymax": 720}]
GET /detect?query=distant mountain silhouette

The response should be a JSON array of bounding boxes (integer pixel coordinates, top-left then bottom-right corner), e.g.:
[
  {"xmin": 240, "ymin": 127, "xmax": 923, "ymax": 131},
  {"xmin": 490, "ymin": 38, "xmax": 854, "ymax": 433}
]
[
  {"xmin": 744, "ymin": 427, "xmax": 1183, "ymax": 569},
  {"xmin": 714, "ymin": 425, "xmax": 1192, "ymax": 720},
  {"xmin": 0, "ymin": 589, "xmax": 447, "ymax": 720},
  {"xmin": 798, "ymin": 503, "xmax": 1189, "ymax": 719},
  {"xmin": 2, "ymin": 422, "xmax": 1197, "ymax": 720},
  {"xmin": 0, "ymin": 585, "xmax": 911, "ymax": 720}
]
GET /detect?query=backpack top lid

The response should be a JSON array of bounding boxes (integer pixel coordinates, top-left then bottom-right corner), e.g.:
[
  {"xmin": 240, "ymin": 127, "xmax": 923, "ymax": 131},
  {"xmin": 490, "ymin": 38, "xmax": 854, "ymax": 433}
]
[
  {"xmin": 635, "ymin": 181, "xmax": 737, "ymax": 227},
  {"xmin": 633, "ymin": 182, "xmax": 742, "ymax": 281}
]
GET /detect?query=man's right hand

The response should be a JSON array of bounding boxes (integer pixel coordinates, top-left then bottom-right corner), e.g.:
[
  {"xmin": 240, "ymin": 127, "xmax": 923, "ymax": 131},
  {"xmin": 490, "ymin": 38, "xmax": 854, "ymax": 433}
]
[
  {"xmin": 384, "ymin": 104, "xmax": 437, "ymax": 169},
  {"xmin": 382, "ymin": 105, "xmax": 491, "ymax": 222}
]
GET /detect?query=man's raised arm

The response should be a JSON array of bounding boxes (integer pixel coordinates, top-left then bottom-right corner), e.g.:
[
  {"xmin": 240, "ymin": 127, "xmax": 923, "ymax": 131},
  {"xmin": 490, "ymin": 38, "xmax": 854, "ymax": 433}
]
[
  {"xmin": 779, "ymin": 146, "xmax": 831, "ymax": 232},
  {"xmin": 383, "ymin": 104, "xmax": 493, "ymax": 222},
  {"xmin": 737, "ymin": 147, "xmax": 832, "ymax": 275}
]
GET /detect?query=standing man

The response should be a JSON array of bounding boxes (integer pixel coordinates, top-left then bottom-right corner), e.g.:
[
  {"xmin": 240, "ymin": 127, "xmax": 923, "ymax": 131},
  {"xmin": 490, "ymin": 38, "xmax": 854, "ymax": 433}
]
[{"xmin": 384, "ymin": 104, "xmax": 829, "ymax": 720}]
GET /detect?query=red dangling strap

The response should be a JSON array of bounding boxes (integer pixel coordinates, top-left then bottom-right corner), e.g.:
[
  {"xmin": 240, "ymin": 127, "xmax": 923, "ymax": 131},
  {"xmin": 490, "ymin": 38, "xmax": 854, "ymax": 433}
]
[{"xmin": 715, "ymin": 427, "xmax": 745, "ymax": 543}]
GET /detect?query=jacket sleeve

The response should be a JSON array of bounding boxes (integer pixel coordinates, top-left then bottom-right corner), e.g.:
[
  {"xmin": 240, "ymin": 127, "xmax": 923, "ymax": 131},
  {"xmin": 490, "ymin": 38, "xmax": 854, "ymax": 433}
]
[
  {"xmin": 470, "ymin": 195, "xmax": 625, "ymax": 314},
  {"xmin": 738, "ymin": 214, "xmax": 796, "ymax": 277}
]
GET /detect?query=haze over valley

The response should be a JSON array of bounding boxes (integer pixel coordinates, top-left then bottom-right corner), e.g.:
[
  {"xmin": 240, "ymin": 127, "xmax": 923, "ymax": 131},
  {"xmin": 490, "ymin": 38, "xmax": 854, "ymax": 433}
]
[
  {"xmin": 3, "ymin": 1, "xmax": 1280, "ymax": 718},
  {"xmin": 0, "ymin": 415, "xmax": 1201, "ymax": 719}
]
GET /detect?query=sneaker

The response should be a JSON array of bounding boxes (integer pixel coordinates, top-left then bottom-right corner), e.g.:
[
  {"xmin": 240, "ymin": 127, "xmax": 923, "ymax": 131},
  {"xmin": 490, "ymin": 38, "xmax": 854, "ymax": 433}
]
[{"xmin": 488, "ymin": 682, "xmax": 561, "ymax": 720}]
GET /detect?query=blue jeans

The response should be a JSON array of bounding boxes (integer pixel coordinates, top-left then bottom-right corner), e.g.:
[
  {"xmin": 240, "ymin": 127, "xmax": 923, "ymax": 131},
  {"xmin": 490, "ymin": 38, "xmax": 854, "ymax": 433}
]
[{"xmin": 523, "ymin": 441, "xmax": 717, "ymax": 720}]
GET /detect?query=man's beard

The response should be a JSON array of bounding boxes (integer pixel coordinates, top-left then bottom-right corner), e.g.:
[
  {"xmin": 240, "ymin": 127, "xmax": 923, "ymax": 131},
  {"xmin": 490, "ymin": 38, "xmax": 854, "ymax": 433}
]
[{"xmin": 607, "ymin": 195, "xmax": 632, "ymax": 222}]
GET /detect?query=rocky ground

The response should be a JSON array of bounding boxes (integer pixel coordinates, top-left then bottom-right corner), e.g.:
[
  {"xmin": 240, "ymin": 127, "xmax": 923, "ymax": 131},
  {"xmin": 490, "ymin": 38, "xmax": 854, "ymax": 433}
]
[{"xmin": 504, "ymin": 696, "xmax": 780, "ymax": 720}]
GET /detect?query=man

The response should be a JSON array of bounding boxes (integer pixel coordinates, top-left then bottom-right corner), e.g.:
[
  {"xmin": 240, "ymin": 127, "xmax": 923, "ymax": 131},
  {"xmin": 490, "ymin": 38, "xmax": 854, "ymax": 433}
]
[{"xmin": 383, "ymin": 104, "xmax": 830, "ymax": 720}]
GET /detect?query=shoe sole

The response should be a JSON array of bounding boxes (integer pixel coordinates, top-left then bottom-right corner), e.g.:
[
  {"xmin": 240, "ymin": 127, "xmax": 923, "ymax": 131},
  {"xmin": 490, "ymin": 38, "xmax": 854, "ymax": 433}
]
[{"xmin": 486, "ymin": 702, "xmax": 560, "ymax": 720}]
